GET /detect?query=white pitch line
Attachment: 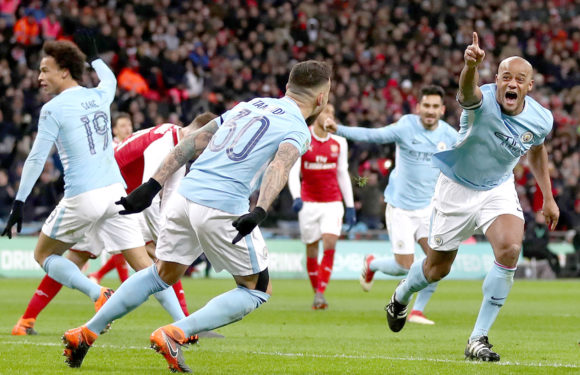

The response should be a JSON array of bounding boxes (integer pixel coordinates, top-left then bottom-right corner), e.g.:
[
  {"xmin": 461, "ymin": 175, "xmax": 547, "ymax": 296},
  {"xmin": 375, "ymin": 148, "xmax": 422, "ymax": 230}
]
[{"xmin": 3, "ymin": 340, "xmax": 579, "ymax": 369}]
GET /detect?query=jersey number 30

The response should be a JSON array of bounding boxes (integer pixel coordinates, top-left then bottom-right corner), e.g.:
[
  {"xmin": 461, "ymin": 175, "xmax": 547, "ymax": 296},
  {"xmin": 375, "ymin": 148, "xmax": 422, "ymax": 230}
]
[
  {"xmin": 81, "ymin": 111, "xmax": 109, "ymax": 155},
  {"xmin": 208, "ymin": 109, "xmax": 269, "ymax": 161}
]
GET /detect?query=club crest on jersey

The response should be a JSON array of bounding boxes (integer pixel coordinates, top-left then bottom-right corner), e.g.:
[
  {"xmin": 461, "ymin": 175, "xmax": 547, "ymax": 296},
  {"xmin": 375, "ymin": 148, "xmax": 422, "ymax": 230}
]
[
  {"xmin": 520, "ymin": 132, "xmax": 533, "ymax": 143},
  {"xmin": 330, "ymin": 144, "xmax": 339, "ymax": 153},
  {"xmin": 437, "ymin": 142, "xmax": 447, "ymax": 151},
  {"xmin": 302, "ymin": 139, "xmax": 311, "ymax": 154}
]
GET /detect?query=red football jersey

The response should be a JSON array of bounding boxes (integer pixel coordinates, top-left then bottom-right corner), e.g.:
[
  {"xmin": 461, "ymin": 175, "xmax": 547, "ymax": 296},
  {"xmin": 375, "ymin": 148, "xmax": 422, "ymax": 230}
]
[
  {"xmin": 114, "ymin": 123, "xmax": 180, "ymax": 193},
  {"xmin": 300, "ymin": 128, "xmax": 347, "ymax": 202}
]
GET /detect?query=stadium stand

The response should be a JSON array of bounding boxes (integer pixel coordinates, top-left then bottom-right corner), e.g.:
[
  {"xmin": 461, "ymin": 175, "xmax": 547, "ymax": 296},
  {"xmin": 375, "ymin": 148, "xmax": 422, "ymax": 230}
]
[{"xmin": 0, "ymin": 0, "xmax": 579, "ymax": 246}]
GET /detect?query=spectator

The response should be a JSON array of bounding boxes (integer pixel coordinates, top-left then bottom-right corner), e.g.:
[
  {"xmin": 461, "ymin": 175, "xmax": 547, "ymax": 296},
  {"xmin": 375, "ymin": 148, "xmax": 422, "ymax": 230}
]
[
  {"xmin": 523, "ymin": 211, "xmax": 561, "ymax": 277},
  {"xmin": 1, "ymin": 0, "xmax": 580, "ymax": 230},
  {"xmin": 354, "ymin": 171, "xmax": 385, "ymax": 230},
  {"xmin": 13, "ymin": 10, "xmax": 39, "ymax": 46},
  {"xmin": 40, "ymin": 12, "xmax": 61, "ymax": 41}
]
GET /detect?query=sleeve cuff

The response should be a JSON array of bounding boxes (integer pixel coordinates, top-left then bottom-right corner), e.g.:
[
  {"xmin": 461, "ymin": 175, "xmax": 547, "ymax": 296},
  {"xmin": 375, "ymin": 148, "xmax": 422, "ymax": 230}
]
[{"xmin": 456, "ymin": 94, "xmax": 482, "ymax": 110}]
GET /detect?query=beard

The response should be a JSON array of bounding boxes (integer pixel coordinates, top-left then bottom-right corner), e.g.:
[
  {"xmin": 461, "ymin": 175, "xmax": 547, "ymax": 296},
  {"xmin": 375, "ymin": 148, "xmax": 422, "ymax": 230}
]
[{"xmin": 305, "ymin": 112, "xmax": 321, "ymax": 126}]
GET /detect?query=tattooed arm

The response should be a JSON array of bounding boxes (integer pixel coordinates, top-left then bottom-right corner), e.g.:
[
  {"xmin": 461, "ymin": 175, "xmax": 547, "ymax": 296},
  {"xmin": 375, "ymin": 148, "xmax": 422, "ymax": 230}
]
[
  {"xmin": 152, "ymin": 120, "xmax": 219, "ymax": 185},
  {"xmin": 256, "ymin": 142, "xmax": 301, "ymax": 211},
  {"xmin": 116, "ymin": 120, "xmax": 218, "ymax": 214},
  {"xmin": 231, "ymin": 142, "xmax": 301, "ymax": 244}
]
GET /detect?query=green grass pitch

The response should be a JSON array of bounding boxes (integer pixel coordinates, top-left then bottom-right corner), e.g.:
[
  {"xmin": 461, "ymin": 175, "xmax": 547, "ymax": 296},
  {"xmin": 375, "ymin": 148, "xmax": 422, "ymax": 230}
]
[{"xmin": 0, "ymin": 277, "xmax": 579, "ymax": 374}]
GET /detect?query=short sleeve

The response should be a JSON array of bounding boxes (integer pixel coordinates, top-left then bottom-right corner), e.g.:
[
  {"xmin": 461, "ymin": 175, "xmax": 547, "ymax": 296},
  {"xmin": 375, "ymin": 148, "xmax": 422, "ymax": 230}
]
[{"xmin": 282, "ymin": 126, "xmax": 311, "ymax": 155}]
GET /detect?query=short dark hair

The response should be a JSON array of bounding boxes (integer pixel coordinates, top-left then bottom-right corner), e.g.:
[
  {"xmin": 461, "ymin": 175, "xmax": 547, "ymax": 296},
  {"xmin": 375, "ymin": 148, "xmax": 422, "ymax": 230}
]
[
  {"xmin": 287, "ymin": 60, "xmax": 332, "ymax": 95},
  {"xmin": 43, "ymin": 41, "xmax": 86, "ymax": 82},
  {"xmin": 419, "ymin": 85, "xmax": 445, "ymax": 100},
  {"xmin": 187, "ymin": 112, "xmax": 218, "ymax": 129},
  {"xmin": 113, "ymin": 113, "xmax": 131, "ymax": 128}
]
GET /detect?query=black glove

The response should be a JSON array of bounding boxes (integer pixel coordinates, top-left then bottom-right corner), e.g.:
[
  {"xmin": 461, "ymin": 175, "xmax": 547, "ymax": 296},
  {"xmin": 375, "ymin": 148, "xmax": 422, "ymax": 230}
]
[
  {"xmin": 232, "ymin": 207, "xmax": 267, "ymax": 244},
  {"xmin": 115, "ymin": 178, "xmax": 162, "ymax": 215},
  {"xmin": 74, "ymin": 30, "xmax": 99, "ymax": 63},
  {"xmin": 2, "ymin": 200, "xmax": 24, "ymax": 239}
]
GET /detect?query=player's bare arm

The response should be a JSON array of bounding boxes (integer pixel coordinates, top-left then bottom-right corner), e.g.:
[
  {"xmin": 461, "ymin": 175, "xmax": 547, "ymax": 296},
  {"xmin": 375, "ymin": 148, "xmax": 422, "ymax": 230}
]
[
  {"xmin": 231, "ymin": 142, "xmax": 301, "ymax": 244},
  {"xmin": 527, "ymin": 143, "xmax": 559, "ymax": 230},
  {"xmin": 256, "ymin": 142, "xmax": 301, "ymax": 211},
  {"xmin": 153, "ymin": 120, "xmax": 219, "ymax": 185},
  {"xmin": 458, "ymin": 32, "xmax": 484, "ymax": 107},
  {"xmin": 116, "ymin": 120, "xmax": 219, "ymax": 215}
]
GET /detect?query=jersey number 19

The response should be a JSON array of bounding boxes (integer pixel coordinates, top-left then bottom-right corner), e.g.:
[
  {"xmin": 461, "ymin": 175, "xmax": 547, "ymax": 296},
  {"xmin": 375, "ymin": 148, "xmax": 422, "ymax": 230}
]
[{"xmin": 81, "ymin": 111, "xmax": 109, "ymax": 155}]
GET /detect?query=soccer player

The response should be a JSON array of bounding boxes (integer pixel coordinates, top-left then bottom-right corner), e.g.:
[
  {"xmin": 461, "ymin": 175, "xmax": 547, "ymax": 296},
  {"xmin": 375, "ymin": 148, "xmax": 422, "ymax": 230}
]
[
  {"xmin": 384, "ymin": 33, "xmax": 559, "ymax": 362},
  {"xmin": 326, "ymin": 85, "xmax": 458, "ymax": 325},
  {"xmin": 10, "ymin": 114, "xmax": 215, "ymax": 335},
  {"xmin": 288, "ymin": 103, "xmax": 356, "ymax": 310},
  {"xmin": 2, "ymin": 35, "xmax": 183, "ymax": 332},
  {"xmin": 112, "ymin": 113, "xmax": 133, "ymax": 144},
  {"xmin": 88, "ymin": 113, "xmax": 134, "ymax": 285},
  {"xmin": 61, "ymin": 60, "xmax": 331, "ymax": 372},
  {"xmin": 113, "ymin": 112, "xmax": 219, "ymax": 316}
]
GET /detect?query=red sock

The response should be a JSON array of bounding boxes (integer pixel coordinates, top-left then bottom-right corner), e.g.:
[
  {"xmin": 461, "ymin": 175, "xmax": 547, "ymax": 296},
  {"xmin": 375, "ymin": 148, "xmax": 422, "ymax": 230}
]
[
  {"xmin": 91, "ymin": 254, "xmax": 119, "ymax": 281},
  {"xmin": 172, "ymin": 280, "xmax": 189, "ymax": 316},
  {"xmin": 316, "ymin": 249, "xmax": 335, "ymax": 293},
  {"xmin": 22, "ymin": 275, "xmax": 63, "ymax": 319},
  {"xmin": 112, "ymin": 254, "xmax": 129, "ymax": 282},
  {"xmin": 306, "ymin": 257, "xmax": 319, "ymax": 292}
]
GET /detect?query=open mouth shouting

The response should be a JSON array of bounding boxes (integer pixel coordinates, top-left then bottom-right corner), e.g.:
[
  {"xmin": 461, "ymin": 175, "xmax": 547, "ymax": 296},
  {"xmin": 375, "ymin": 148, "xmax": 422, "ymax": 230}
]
[{"xmin": 505, "ymin": 91, "xmax": 518, "ymax": 106}]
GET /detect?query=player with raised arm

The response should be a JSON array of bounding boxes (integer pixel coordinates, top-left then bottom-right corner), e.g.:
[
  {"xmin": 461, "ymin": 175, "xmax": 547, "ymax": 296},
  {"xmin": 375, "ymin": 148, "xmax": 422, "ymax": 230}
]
[
  {"xmin": 61, "ymin": 60, "xmax": 331, "ymax": 372},
  {"xmin": 288, "ymin": 103, "xmax": 356, "ymax": 310},
  {"xmin": 2, "ymin": 34, "xmax": 184, "ymax": 334},
  {"xmin": 88, "ymin": 113, "xmax": 134, "ymax": 285},
  {"xmin": 326, "ymin": 85, "xmax": 458, "ymax": 324},
  {"xmin": 10, "ymin": 114, "xmax": 216, "ymax": 336},
  {"xmin": 384, "ymin": 33, "xmax": 559, "ymax": 361}
]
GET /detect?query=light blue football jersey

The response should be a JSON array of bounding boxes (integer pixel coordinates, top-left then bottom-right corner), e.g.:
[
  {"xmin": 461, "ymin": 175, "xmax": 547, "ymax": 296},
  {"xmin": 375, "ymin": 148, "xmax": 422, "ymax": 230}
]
[
  {"xmin": 336, "ymin": 114, "xmax": 458, "ymax": 210},
  {"xmin": 16, "ymin": 59, "xmax": 123, "ymax": 201},
  {"xmin": 433, "ymin": 83, "xmax": 553, "ymax": 190},
  {"xmin": 179, "ymin": 97, "xmax": 311, "ymax": 215}
]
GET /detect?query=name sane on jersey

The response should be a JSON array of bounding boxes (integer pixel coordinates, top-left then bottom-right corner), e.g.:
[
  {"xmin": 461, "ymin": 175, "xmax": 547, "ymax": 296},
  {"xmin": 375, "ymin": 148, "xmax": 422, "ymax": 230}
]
[{"xmin": 81, "ymin": 100, "xmax": 98, "ymax": 110}]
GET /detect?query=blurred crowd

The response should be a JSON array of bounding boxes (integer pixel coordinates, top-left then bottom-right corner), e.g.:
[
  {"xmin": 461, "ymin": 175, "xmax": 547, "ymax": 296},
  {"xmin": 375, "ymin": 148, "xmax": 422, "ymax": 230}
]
[{"xmin": 1, "ymin": 0, "xmax": 580, "ymax": 237}]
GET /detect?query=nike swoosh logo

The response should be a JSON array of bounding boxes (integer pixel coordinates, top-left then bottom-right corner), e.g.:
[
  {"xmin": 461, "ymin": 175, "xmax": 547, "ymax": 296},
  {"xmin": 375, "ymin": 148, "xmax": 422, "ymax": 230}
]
[
  {"xmin": 163, "ymin": 331, "xmax": 179, "ymax": 358},
  {"xmin": 411, "ymin": 140, "xmax": 421, "ymax": 144},
  {"xmin": 490, "ymin": 296, "xmax": 505, "ymax": 301}
]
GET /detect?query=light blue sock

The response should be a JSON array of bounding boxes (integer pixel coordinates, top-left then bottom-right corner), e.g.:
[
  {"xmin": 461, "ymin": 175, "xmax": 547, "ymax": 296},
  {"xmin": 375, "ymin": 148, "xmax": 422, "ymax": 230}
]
[
  {"xmin": 411, "ymin": 281, "xmax": 438, "ymax": 312},
  {"xmin": 153, "ymin": 288, "xmax": 186, "ymax": 321},
  {"xmin": 470, "ymin": 262, "xmax": 515, "ymax": 341},
  {"xmin": 86, "ymin": 265, "xmax": 168, "ymax": 335},
  {"xmin": 370, "ymin": 257, "xmax": 409, "ymax": 276},
  {"xmin": 395, "ymin": 259, "xmax": 430, "ymax": 305},
  {"xmin": 43, "ymin": 254, "xmax": 101, "ymax": 301},
  {"xmin": 173, "ymin": 286, "xmax": 269, "ymax": 336}
]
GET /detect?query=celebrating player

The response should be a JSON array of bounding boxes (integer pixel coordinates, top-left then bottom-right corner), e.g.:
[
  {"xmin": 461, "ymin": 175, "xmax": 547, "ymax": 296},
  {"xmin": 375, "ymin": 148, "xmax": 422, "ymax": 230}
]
[
  {"xmin": 326, "ymin": 85, "xmax": 458, "ymax": 324},
  {"xmin": 2, "ymin": 34, "xmax": 183, "ymax": 333},
  {"xmin": 11, "ymin": 114, "xmax": 216, "ymax": 335},
  {"xmin": 88, "ymin": 113, "xmax": 134, "ymax": 285},
  {"xmin": 288, "ymin": 103, "xmax": 355, "ymax": 310},
  {"xmin": 61, "ymin": 60, "xmax": 331, "ymax": 372},
  {"xmin": 384, "ymin": 33, "xmax": 559, "ymax": 362}
]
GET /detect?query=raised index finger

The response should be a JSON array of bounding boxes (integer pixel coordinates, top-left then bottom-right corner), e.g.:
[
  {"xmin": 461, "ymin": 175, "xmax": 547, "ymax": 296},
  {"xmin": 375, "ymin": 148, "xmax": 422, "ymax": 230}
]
[{"xmin": 472, "ymin": 32, "xmax": 479, "ymax": 47}]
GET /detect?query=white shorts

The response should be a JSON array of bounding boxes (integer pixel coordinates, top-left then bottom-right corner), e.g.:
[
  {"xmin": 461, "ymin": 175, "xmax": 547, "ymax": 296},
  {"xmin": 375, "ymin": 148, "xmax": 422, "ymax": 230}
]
[
  {"xmin": 429, "ymin": 174, "xmax": 524, "ymax": 251},
  {"xmin": 298, "ymin": 201, "xmax": 344, "ymax": 244},
  {"xmin": 155, "ymin": 194, "xmax": 268, "ymax": 276},
  {"xmin": 138, "ymin": 195, "xmax": 163, "ymax": 244},
  {"xmin": 42, "ymin": 183, "xmax": 145, "ymax": 256},
  {"xmin": 385, "ymin": 203, "xmax": 431, "ymax": 255}
]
